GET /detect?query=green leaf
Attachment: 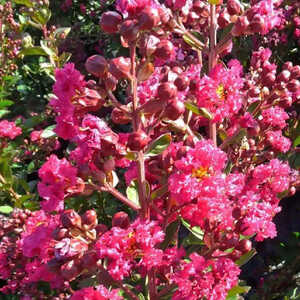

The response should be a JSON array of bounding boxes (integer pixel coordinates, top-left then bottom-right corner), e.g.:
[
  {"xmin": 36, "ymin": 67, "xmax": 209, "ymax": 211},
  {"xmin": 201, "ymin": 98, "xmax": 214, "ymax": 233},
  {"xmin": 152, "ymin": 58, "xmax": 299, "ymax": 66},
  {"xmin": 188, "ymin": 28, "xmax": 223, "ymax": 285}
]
[
  {"xmin": 247, "ymin": 101, "xmax": 260, "ymax": 114},
  {"xmin": 160, "ymin": 219, "xmax": 180, "ymax": 249},
  {"xmin": 31, "ymin": 7, "xmax": 51, "ymax": 25},
  {"xmin": 293, "ymin": 135, "xmax": 300, "ymax": 147},
  {"xmin": 40, "ymin": 40, "xmax": 57, "ymax": 59},
  {"xmin": 219, "ymin": 23, "xmax": 234, "ymax": 41},
  {"xmin": 181, "ymin": 218, "xmax": 204, "ymax": 240},
  {"xmin": 13, "ymin": 0, "xmax": 34, "ymax": 7},
  {"xmin": 0, "ymin": 100, "xmax": 14, "ymax": 108},
  {"xmin": 19, "ymin": 47, "xmax": 48, "ymax": 56},
  {"xmin": 183, "ymin": 34, "xmax": 202, "ymax": 51},
  {"xmin": 0, "ymin": 205, "xmax": 13, "ymax": 214},
  {"xmin": 41, "ymin": 125, "xmax": 56, "ymax": 138},
  {"xmin": 150, "ymin": 185, "xmax": 168, "ymax": 200},
  {"xmin": 0, "ymin": 109, "xmax": 10, "ymax": 118},
  {"xmin": 126, "ymin": 179, "xmax": 140, "ymax": 208},
  {"xmin": 54, "ymin": 27, "xmax": 71, "ymax": 38},
  {"xmin": 145, "ymin": 133, "xmax": 172, "ymax": 157},
  {"xmin": 185, "ymin": 102, "xmax": 213, "ymax": 120},
  {"xmin": 226, "ymin": 285, "xmax": 251, "ymax": 299},
  {"xmin": 235, "ymin": 249, "xmax": 256, "ymax": 266}
]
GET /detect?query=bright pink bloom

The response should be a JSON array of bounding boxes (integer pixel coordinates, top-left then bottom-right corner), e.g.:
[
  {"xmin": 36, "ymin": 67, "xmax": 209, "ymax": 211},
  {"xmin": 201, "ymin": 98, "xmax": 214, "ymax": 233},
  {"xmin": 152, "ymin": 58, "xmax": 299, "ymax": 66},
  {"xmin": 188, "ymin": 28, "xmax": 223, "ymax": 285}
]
[
  {"xmin": 266, "ymin": 130, "xmax": 291, "ymax": 153},
  {"xmin": 96, "ymin": 219, "xmax": 164, "ymax": 280},
  {"xmin": 171, "ymin": 253, "xmax": 240, "ymax": 300},
  {"xmin": 0, "ymin": 120, "xmax": 22, "ymax": 139},
  {"xmin": 237, "ymin": 191, "xmax": 280, "ymax": 241},
  {"xmin": 70, "ymin": 286, "xmax": 122, "ymax": 300},
  {"xmin": 21, "ymin": 211, "xmax": 59, "ymax": 259},
  {"xmin": 50, "ymin": 63, "xmax": 85, "ymax": 140},
  {"xmin": 261, "ymin": 106, "xmax": 289, "ymax": 129},
  {"xmin": 116, "ymin": 0, "xmax": 151, "ymax": 16},
  {"xmin": 168, "ymin": 140, "xmax": 227, "ymax": 205},
  {"xmin": 196, "ymin": 60, "xmax": 244, "ymax": 123},
  {"xmin": 38, "ymin": 155, "xmax": 81, "ymax": 212}
]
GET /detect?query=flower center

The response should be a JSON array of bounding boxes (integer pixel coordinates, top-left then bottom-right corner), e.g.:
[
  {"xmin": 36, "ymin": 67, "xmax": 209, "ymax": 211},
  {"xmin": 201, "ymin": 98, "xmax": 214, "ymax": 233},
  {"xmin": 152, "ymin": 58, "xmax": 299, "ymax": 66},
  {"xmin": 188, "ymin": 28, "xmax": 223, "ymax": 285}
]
[
  {"xmin": 192, "ymin": 166, "xmax": 209, "ymax": 180},
  {"xmin": 216, "ymin": 84, "xmax": 225, "ymax": 100}
]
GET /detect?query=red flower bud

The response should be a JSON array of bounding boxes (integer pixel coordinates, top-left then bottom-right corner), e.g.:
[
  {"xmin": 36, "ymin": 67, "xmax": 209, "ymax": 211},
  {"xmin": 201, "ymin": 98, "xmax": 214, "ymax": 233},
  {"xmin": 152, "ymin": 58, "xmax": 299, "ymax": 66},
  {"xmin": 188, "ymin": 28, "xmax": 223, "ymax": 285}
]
[
  {"xmin": 138, "ymin": 7, "xmax": 160, "ymax": 31},
  {"xmin": 174, "ymin": 76, "xmax": 190, "ymax": 91},
  {"xmin": 105, "ymin": 74, "xmax": 118, "ymax": 91},
  {"xmin": 250, "ymin": 14, "xmax": 265, "ymax": 34},
  {"xmin": 111, "ymin": 107, "xmax": 131, "ymax": 124},
  {"xmin": 218, "ymin": 10, "xmax": 231, "ymax": 28},
  {"xmin": 164, "ymin": 98, "xmax": 185, "ymax": 120},
  {"xmin": 287, "ymin": 79, "xmax": 300, "ymax": 92},
  {"xmin": 128, "ymin": 130, "xmax": 150, "ymax": 151},
  {"xmin": 278, "ymin": 70, "xmax": 290, "ymax": 83},
  {"xmin": 85, "ymin": 55, "xmax": 107, "ymax": 77},
  {"xmin": 154, "ymin": 40, "xmax": 174, "ymax": 60},
  {"xmin": 60, "ymin": 260, "xmax": 80, "ymax": 280},
  {"xmin": 112, "ymin": 211, "xmax": 130, "ymax": 229},
  {"xmin": 237, "ymin": 239, "xmax": 252, "ymax": 253},
  {"xmin": 120, "ymin": 20, "xmax": 139, "ymax": 42},
  {"xmin": 227, "ymin": 0, "xmax": 241, "ymax": 15},
  {"xmin": 291, "ymin": 65, "xmax": 300, "ymax": 79},
  {"xmin": 82, "ymin": 210, "xmax": 98, "ymax": 229},
  {"xmin": 109, "ymin": 57, "xmax": 131, "ymax": 80},
  {"xmin": 100, "ymin": 11, "xmax": 122, "ymax": 34},
  {"xmin": 103, "ymin": 158, "xmax": 115, "ymax": 173},
  {"xmin": 60, "ymin": 210, "xmax": 82, "ymax": 229},
  {"xmin": 282, "ymin": 61, "xmax": 293, "ymax": 71},
  {"xmin": 157, "ymin": 82, "xmax": 178, "ymax": 100}
]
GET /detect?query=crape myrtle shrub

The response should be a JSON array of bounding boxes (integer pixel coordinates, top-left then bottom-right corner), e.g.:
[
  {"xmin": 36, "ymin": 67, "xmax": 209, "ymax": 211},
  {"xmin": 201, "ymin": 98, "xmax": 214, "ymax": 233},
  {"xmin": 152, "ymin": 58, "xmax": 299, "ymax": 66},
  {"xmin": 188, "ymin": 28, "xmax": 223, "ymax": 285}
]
[{"xmin": 0, "ymin": 0, "xmax": 299, "ymax": 299}]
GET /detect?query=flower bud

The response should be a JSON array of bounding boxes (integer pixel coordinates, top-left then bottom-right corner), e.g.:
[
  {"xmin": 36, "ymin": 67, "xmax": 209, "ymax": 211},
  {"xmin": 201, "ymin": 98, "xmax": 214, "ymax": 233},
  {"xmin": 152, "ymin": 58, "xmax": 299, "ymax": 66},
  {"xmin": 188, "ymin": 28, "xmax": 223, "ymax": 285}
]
[
  {"xmin": 262, "ymin": 72, "xmax": 276, "ymax": 86},
  {"xmin": 109, "ymin": 57, "xmax": 131, "ymax": 80},
  {"xmin": 282, "ymin": 61, "xmax": 293, "ymax": 71},
  {"xmin": 287, "ymin": 79, "xmax": 300, "ymax": 92},
  {"xmin": 250, "ymin": 14, "xmax": 265, "ymax": 34},
  {"xmin": 157, "ymin": 82, "xmax": 178, "ymax": 100},
  {"xmin": 100, "ymin": 11, "xmax": 122, "ymax": 34},
  {"xmin": 61, "ymin": 260, "xmax": 80, "ymax": 280},
  {"xmin": 248, "ymin": 86, "xmax": 260, "ymax": 97},
  {"xmin": 291, "ymin": 65, "xmax": 300, "ymax": 79},
  {"xmin": 112, "ymin": 211, "xmax": 130, "ymax": 229},
  {"xmin": 174, "ymin": 76, "xmax": 190, "ymax": 91},
  {"xmin": 138, "ymin": 7, "xmax": 160, "ymax": 31},
  {"xmin": 128, "ymin": 130, "xmax": 150, "ymax": 151},
  {"xmin": 232, "ymin": 207, "xmax": 241, "ymax": 219},
  {"xmin": 111, "ymin": 107, "xmax": 131, "ymax": 124},
  {"xmin": 81, "ymin": 210, "xmax": 98, "ymax": 230},
  {"xmin": 227, "ymin": 0, "xmax": 241, "ymax": 15},
  {"xmin": 237, "ymin": 239, "xmax": 252, "ymax": 253},
  {"xmin": 52, "ymin": 227, "xmax": 68, "ymax": 240},
  {"xmin": 85, "ymin": 55, "xmax": 107, "ymax": 77},
  {"xmin": 105, "ymin": 74, "xmax": 118, "ymax": 91},
  {"xmin": 278, "ymin": 70, "xmax": 290, "ymax": 83},
  {"xmin": 60, "ymin": 210, "xmax": 82, "ymax": 229},
  {"xmin": 103, "ymin": 158, "xmax": 115, "ymax": 173},
  {"xmin": 120, "ymin": 20, "xmax": 139, "ymax": 42},
  {"xmin": 232, "ymin": 16, "xmax": 249, "ymax": 36},
  {"xmin": 218, "ymin": 10, "xmax": 231, "ymax": 28},
  {"xmin": 164, "ymin": 99, "xmax": 185, "ymax": 120},
  {"xmin": 81, "ymin": 252, "xmax": 98, "ymax": 269},
  {"xmin": 154, "ymin": 40, "xmax": 174, "ymax": 60}
]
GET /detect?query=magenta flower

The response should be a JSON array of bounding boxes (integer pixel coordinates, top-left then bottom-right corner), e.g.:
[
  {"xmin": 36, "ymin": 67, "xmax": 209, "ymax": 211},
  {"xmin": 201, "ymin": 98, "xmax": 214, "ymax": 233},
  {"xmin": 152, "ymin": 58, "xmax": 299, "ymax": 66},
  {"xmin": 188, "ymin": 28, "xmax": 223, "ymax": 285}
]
[
  {"xmin": 171, "ymin": 253, "xmax": 240, "ymax": 300},
  {"xmin": 196, "ymin": 60, "xmax": 244, "ymax": 123},
  {"xmin": 0, "ymin": 120, "xmax": 22, "ymax": 140},
  {"xmin": 96, "ymin": 218, "xmax": 164, "ymax": 280},
  {"xmin": 266, "ymin": 130, "xmax": 291, "ymax": 153},
  {"xmin": 261, "ymin": 106, "xmax": 289, "ymax": 129},
  {"xmin": 168, "ymin": 139, "xmax": 227, "ymax": 205},
  {"xmin": 38, "ymin": 155, "xmax": 82, "ymax": 212},
  {"xmin": 70, "ymin": 286, "xmax": 122, "ymax": 300}
]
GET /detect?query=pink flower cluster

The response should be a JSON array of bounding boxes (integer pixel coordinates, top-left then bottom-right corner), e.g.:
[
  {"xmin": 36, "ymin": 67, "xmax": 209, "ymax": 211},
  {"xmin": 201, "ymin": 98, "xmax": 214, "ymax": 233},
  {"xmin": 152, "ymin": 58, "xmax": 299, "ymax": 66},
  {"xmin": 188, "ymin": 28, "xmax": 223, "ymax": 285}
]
[{"xmin": 0, "ymin": 120, "xmax": 22, "ymax": 140}]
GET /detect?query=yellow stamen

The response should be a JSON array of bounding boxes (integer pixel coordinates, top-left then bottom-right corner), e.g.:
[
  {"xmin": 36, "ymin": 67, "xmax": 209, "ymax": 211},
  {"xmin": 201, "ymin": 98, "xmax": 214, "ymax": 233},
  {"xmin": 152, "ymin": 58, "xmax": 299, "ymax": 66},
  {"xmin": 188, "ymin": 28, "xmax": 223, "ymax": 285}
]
[
  {"xmin": 216, "ymin": 84, "xmax": 225, "ymax": 100},
  {"xmin": 192, "ymin": 166, "xmax": 209, "ymax": 180}
]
